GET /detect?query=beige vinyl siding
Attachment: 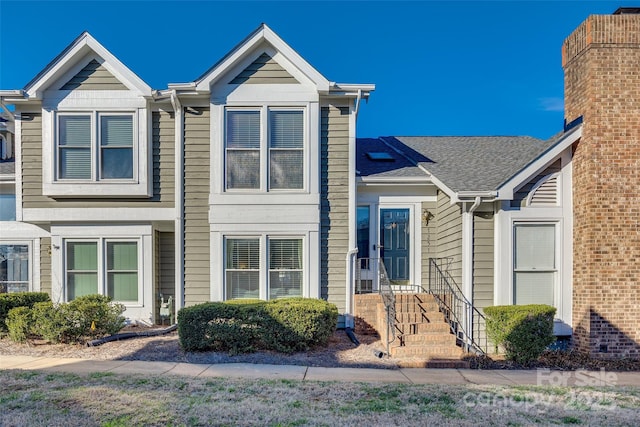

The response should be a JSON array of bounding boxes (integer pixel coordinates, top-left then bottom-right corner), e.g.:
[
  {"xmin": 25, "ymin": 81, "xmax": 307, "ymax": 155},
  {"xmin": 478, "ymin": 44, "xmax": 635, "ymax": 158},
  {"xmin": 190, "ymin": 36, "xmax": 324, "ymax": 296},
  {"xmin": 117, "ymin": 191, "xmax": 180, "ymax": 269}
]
[
  {"xmin": 421, "ymin": 200, "xmax": 438, "ymax": 288},
  {"xmin": 19, "ymin": 111, "xmax": 174, "ymax": 208},
  {"xmin": 60, "ymin": 59, "xmax": 127, "ymax": 90},
  {"xmin": 230, "ymin": 53, "xmax": 299, "ymax": 84},
  {"xmin": 473, "ymin": 210, "xmax": 494, "ymax": 310},
  {"xmin": 472, "ymin": 209, "xmax": 493, "ymax": 346},
  {"xmin": 435, "ymin": 190, "xmax": 462, "ymax": 286},
  {"xmin": 183, "ymin": 107, "xmax": 210, "ymax": 306},
  {"xmin": 155, "ymin": 231, "xmax": 175, "ymax": 322},
  {"xmin": 511, "ymin": 159, "xmax": 561, "ymax": 208},
  {"xmin": 320, "ymin": 105, "xmax": 350, "ymax": 313},
  {"xmin": 39, "ymin": 237, "xmax": 52, "ymax": 295}
]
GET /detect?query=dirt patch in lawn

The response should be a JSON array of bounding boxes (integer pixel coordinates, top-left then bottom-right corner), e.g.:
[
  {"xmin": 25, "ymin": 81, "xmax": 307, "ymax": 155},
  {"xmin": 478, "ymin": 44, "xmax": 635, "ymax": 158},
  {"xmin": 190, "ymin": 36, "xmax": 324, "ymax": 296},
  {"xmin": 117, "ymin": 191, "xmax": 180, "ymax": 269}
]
[
  {"xmin": 0, "ymin": 328, "xmax": 399, "ymax": 369},
  {"xmin": 3, "ymin": 326, "xmax": 640, "ymax": 371}
]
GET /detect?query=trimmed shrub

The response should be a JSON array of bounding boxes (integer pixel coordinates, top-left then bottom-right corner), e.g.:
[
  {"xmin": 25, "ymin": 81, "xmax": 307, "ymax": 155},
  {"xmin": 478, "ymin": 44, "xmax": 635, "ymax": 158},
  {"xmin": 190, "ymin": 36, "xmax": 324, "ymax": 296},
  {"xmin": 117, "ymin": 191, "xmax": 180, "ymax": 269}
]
[
  {"xmin": 484, "ymin": 304, "xmax": 556, "ymax": 365},
  {"xmin": 5, "ymin": 306, "xmax": 33, "ymax": 342},
  {"xmin": 262, "ymin": 298, "xmax": 338, "ymax": 352},
  {"xmin": 178, "ymin": 298, "xmax": 338, "ymax": 354},
  {"xmin": 0, "ymin": 292, "xmax": 50, "ymax": 332},
  {"xmin": 6, "ymin": 294, "xmax": 126, "ymax": 344}
]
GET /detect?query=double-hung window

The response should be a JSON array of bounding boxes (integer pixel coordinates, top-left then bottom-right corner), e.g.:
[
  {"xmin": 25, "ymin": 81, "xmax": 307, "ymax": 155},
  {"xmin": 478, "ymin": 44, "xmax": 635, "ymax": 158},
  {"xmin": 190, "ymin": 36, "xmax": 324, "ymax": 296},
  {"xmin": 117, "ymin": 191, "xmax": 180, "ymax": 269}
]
[
  {"xmin": 57, "ymin": 112, "xmax": 134, "ymax": 181},
  {"xmin": 225, "ymin": 236, "xmax": 303, "ymax": 300},
  {"xmin": 65, "ymin": 239, "xmax": 139, "ymax": 303},
  {"xmin": 513, "ymin": 223, "xmax": 556, "ymax": 305},
  {"xmin": 0, "ymin": 244, "xmax": 29, "ymax": 293},
  {"xmin": 225, "ymin": 108, "xmax": 304, "ymax": 191}
]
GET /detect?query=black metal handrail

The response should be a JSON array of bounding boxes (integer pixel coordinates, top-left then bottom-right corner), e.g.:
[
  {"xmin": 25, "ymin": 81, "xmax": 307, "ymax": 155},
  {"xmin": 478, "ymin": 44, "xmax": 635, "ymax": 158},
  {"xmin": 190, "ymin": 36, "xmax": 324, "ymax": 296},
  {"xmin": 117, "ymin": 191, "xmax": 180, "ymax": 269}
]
[
  {"xmin": 428, "ymin": 258, "xmax": 487, "ymax": 355},
  {"xmin": 355, "ymin": 258, "xmax": 396, "ymax": 356}
]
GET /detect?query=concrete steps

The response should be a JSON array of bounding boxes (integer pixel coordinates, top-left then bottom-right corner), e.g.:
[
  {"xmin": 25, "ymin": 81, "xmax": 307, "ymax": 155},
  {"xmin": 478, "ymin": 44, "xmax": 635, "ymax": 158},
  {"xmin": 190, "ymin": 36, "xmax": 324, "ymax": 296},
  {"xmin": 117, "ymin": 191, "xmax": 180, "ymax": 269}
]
[{"xmin": 389, "ymin": 293, "xmax": 467, "ymax": 366}]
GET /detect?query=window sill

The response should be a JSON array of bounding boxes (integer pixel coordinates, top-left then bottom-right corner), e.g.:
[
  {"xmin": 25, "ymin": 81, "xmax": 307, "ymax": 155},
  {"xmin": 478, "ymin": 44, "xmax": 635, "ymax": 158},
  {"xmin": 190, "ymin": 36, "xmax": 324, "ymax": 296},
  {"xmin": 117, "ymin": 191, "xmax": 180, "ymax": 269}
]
[{"xmin": 43, "ymin": 181, "xmax": 151, "ymax": 198}]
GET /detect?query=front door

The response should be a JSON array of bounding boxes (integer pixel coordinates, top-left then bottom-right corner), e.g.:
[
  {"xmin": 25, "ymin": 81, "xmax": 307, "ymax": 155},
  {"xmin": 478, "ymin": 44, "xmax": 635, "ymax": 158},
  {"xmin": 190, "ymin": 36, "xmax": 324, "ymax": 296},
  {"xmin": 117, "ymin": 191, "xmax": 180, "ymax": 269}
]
[{"xmin": 380, "ymin": 208, "xmax": 410, "ymax": 285}]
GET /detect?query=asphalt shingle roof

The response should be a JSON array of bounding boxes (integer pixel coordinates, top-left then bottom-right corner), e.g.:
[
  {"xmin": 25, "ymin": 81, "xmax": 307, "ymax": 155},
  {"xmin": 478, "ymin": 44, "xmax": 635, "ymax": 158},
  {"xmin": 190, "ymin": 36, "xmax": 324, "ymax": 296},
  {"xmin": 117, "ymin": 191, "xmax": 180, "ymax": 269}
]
[
  {"xmin": 359, "ymin": 135, "xmax": 562, "ymax": 192},
  {"xmin": 356, "ymin": 138, "xmax": 427, "ymax": 179}
]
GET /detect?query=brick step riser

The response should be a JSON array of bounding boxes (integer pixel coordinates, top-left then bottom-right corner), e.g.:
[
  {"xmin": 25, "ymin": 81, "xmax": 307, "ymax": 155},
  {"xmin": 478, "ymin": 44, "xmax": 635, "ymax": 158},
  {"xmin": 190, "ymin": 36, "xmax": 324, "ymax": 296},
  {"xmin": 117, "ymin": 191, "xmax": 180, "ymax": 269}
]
[
  {"xmin": 395, "ymin": 323, "xmax": 452, "ymax": 334},
  {"xmin": 394, "ymin": 313, "xmax": 447, "ymax": 323},
  {"xmin": 391, "ymin": 348, "xmax": 465, "ymax": 358},
  {"xmin": 394, "ymin": 304, "xmax": 442, "ymax": 313},
  {"xmin": 394, "ymin": 294, "xmax": 434, "ymax": 304},
  {"xmin": 399, "ymin": 334, "xmax": 458, "ymax": 345},
  {"xmin": 398, "ymin": 360, "xmax": 471, "ymax": 369}
]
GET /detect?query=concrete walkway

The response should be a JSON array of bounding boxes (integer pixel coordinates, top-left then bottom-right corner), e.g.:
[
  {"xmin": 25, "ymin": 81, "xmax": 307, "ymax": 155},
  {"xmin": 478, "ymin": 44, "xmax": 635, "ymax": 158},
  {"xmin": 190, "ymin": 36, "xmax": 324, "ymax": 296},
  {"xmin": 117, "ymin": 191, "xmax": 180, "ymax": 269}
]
[{"xmin": 2, "ymin": 355, "xmax": 640, "ymax": 386}]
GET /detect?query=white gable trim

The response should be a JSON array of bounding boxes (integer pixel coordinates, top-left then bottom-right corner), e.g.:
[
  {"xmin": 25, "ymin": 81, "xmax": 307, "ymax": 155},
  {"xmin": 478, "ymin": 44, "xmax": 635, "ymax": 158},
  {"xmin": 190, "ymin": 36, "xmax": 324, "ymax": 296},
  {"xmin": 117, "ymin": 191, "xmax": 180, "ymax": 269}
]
[
  {"xmin": 25, "ymin": 32, "xmax": 151, "ymax": 99},
  {"xmin": 193, "ymin": 24, "xmax": 330, "ymax": 93},
  {"xmin": 497, "ymin": 125, "xmax": 582, "ymax": 200}
]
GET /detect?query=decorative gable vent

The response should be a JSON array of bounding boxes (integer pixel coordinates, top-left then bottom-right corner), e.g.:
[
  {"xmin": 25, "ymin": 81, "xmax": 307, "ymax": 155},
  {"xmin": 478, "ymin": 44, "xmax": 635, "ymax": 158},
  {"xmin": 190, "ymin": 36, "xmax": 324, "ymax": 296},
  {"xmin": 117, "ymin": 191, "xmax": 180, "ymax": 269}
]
[
  {"xmin": 526, "ymin": 173, "xmax": 560, "ymax": 207},
  {"xmin": 230, "ymin": 53, "xmax": 299, "ymax": 84},
  {"xmin": 61, "ymin": 59, "xmax": 127, "ymax": 90}
]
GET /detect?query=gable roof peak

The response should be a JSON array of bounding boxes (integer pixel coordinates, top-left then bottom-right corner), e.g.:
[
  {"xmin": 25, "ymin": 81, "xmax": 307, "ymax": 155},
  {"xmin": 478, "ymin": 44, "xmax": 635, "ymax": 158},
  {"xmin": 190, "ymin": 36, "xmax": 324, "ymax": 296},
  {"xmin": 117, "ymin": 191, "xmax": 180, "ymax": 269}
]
[
  {"xmin": 191, "ymin": 23, "xmax": 331, "ymax": 93},
  {"xmin": 24, "ymin": 31, "xmax": 151, "ymax": 99}
]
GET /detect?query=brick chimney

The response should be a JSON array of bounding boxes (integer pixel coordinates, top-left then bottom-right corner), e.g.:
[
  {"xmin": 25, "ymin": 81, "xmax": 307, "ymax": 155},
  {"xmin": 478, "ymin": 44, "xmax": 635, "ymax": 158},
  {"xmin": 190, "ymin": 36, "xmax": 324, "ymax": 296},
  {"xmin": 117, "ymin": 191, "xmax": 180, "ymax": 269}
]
[{"xmin": 563, "ymin": 9, "xmax": 640, "ymax": 357}]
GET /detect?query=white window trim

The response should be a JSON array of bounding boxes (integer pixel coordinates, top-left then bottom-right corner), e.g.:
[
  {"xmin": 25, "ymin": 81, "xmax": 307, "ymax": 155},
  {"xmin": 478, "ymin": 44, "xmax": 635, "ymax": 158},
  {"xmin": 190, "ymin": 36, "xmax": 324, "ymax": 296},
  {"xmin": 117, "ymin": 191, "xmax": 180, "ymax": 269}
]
[
  {"xmin": 512, "ymin": 221, "xmax": 559, "ymax": 306},
  {"xmin": 50, "ymin": 225, "xmax": 153, "ymax": 319},
  {"xmin": 222, "ymin": 234, "xmax": 306, "ymax": 301},
  {"xmin": 42, "ymin": 106, "xmax": 150, "ymax": 197},
  {"xmin": 223, "ymin": 105, "xmax": 307, "ymax": 193},
  {"xmin": 62, "ymin": 237, "xmax": 143, "ymax": 306},
  {"xmin": 0, "ymin": 240, "xmax": 39, "ymax": 293}
]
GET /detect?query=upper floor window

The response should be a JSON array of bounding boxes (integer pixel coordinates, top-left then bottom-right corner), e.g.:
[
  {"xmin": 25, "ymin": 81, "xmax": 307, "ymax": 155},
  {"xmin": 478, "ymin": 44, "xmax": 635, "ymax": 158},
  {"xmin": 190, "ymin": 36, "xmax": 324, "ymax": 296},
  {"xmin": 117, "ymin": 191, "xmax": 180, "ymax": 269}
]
[
  {"xmin": 57, "ymin": 112, "xmax": 134, "ymax": 181},
  {"xmin": 225, "ymin": 108, "xmax": 304, "ymax": 191}
]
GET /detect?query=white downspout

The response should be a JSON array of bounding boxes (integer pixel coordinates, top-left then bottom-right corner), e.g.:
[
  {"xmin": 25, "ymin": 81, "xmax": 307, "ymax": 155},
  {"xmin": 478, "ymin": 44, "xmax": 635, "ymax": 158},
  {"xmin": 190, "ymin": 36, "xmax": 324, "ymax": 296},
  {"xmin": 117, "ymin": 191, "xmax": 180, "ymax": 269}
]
[
  {"xmin": 345, "ymin": 248, "xmax": 358, "ymax": 329},
  {"xmin": 344, "ymin": 93, "xmax": 360, "ymax": 329},
  {"xmin": 462, "ymin": 196, "xmax": 481, "ymax": 346},
  {"xmin": 170, "ymin": 92, "xmax": 185, "ymax": 319}
]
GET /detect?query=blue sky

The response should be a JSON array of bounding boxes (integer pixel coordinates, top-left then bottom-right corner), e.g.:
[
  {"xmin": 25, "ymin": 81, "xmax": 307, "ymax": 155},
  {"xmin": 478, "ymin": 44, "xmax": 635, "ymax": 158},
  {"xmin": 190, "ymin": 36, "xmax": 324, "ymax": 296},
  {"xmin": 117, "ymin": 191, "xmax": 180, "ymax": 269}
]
[{"xmin": 0, "ymin": 0, "xmax": 625, "ymax": 139}]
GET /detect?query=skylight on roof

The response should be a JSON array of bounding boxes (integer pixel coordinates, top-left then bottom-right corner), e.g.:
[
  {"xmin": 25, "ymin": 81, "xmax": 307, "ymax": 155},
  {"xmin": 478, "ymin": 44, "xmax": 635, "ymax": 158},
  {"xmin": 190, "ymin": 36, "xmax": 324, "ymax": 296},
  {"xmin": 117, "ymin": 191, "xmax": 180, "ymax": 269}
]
[{"xmin": 366, "ymin": 152, "xmax": 395, "ymax": 161}]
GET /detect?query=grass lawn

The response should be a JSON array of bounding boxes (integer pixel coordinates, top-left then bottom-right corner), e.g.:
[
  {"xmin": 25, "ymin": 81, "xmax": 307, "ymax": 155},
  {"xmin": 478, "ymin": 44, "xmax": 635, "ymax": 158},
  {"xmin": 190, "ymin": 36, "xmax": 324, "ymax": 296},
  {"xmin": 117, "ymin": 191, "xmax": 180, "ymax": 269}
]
[{"xmin": 1, "ymin": 370, "xmax": 639, "ymax": 426}]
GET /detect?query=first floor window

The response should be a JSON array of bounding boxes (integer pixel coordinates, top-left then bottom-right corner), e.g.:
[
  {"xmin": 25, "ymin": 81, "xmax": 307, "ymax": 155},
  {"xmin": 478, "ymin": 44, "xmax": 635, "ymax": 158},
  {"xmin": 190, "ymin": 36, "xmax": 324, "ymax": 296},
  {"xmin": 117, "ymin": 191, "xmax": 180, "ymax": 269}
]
[
  {"xmin": 225, "ymin": 238, "xmax": 260, "ymax": 299},
  {"xmin": 106, "ymin": 242, "xmax": 138, "ymax": 301},
  {"xmin": 66, "ymin": 239, "xmax": 139, "ymax": 302},
  {"xmin": 225, "ymin": 236, "xmax": 303, "ymax": 300},
  {"xmin": 66, "ymin": 241, "xmax": 98, "ymax": 299},
  {"xmin": 513, "ymin": 223, "xmax": 556, "ymax": 305},
  {"xmin": 269, "ymin": 239, "xmax": 303, "ymax": 299},
  {"xmin": 0, "ymin": 244, "xmax": 29, "ymax": 293},
  {"xmin": 57, "ymin": 112, "xmax": 134, "ymax": 181}
]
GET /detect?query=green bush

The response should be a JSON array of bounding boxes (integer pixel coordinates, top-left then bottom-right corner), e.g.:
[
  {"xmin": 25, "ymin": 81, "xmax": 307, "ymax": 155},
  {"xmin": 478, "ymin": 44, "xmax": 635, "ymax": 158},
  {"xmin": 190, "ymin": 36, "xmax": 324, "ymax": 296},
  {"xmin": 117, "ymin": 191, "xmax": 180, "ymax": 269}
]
[
  {"xmin": 178, "ymin": 298, "xmax": 338, "ymax": 354},
  {"xmin": 6, "ymin": 294, "xmax": 126, "ymax": 344},
  {"xmin": 5, "ymin": 306, "xmax": 33, "ymax": 342},
  {"xmin": 0, "ymin": 292, "xmax": 50, "ymax": 332},
  {"xmin": 484, "ymin": 304, "xmax": 556, "ymax": 365}
]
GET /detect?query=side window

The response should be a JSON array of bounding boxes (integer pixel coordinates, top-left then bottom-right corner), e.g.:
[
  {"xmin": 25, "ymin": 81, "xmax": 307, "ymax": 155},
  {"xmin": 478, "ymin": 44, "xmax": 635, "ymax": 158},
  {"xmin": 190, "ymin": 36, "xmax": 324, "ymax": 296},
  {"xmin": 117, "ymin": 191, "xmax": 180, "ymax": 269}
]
[{"xmin": 513, "ymin": 223, "xmax": 556, "ymax": 305}]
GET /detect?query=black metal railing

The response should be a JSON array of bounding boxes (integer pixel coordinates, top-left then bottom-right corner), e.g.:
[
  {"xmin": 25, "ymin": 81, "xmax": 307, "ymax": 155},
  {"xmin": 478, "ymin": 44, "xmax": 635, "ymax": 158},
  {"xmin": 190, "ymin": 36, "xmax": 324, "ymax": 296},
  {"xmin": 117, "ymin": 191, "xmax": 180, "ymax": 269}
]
[
  {"xmin": 428, "ymin": 258, "xmax": 487, "ymax": 355},
  {"xmin": 355, "ymin": 258, "xmax": 396, "ymax": 355}
]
